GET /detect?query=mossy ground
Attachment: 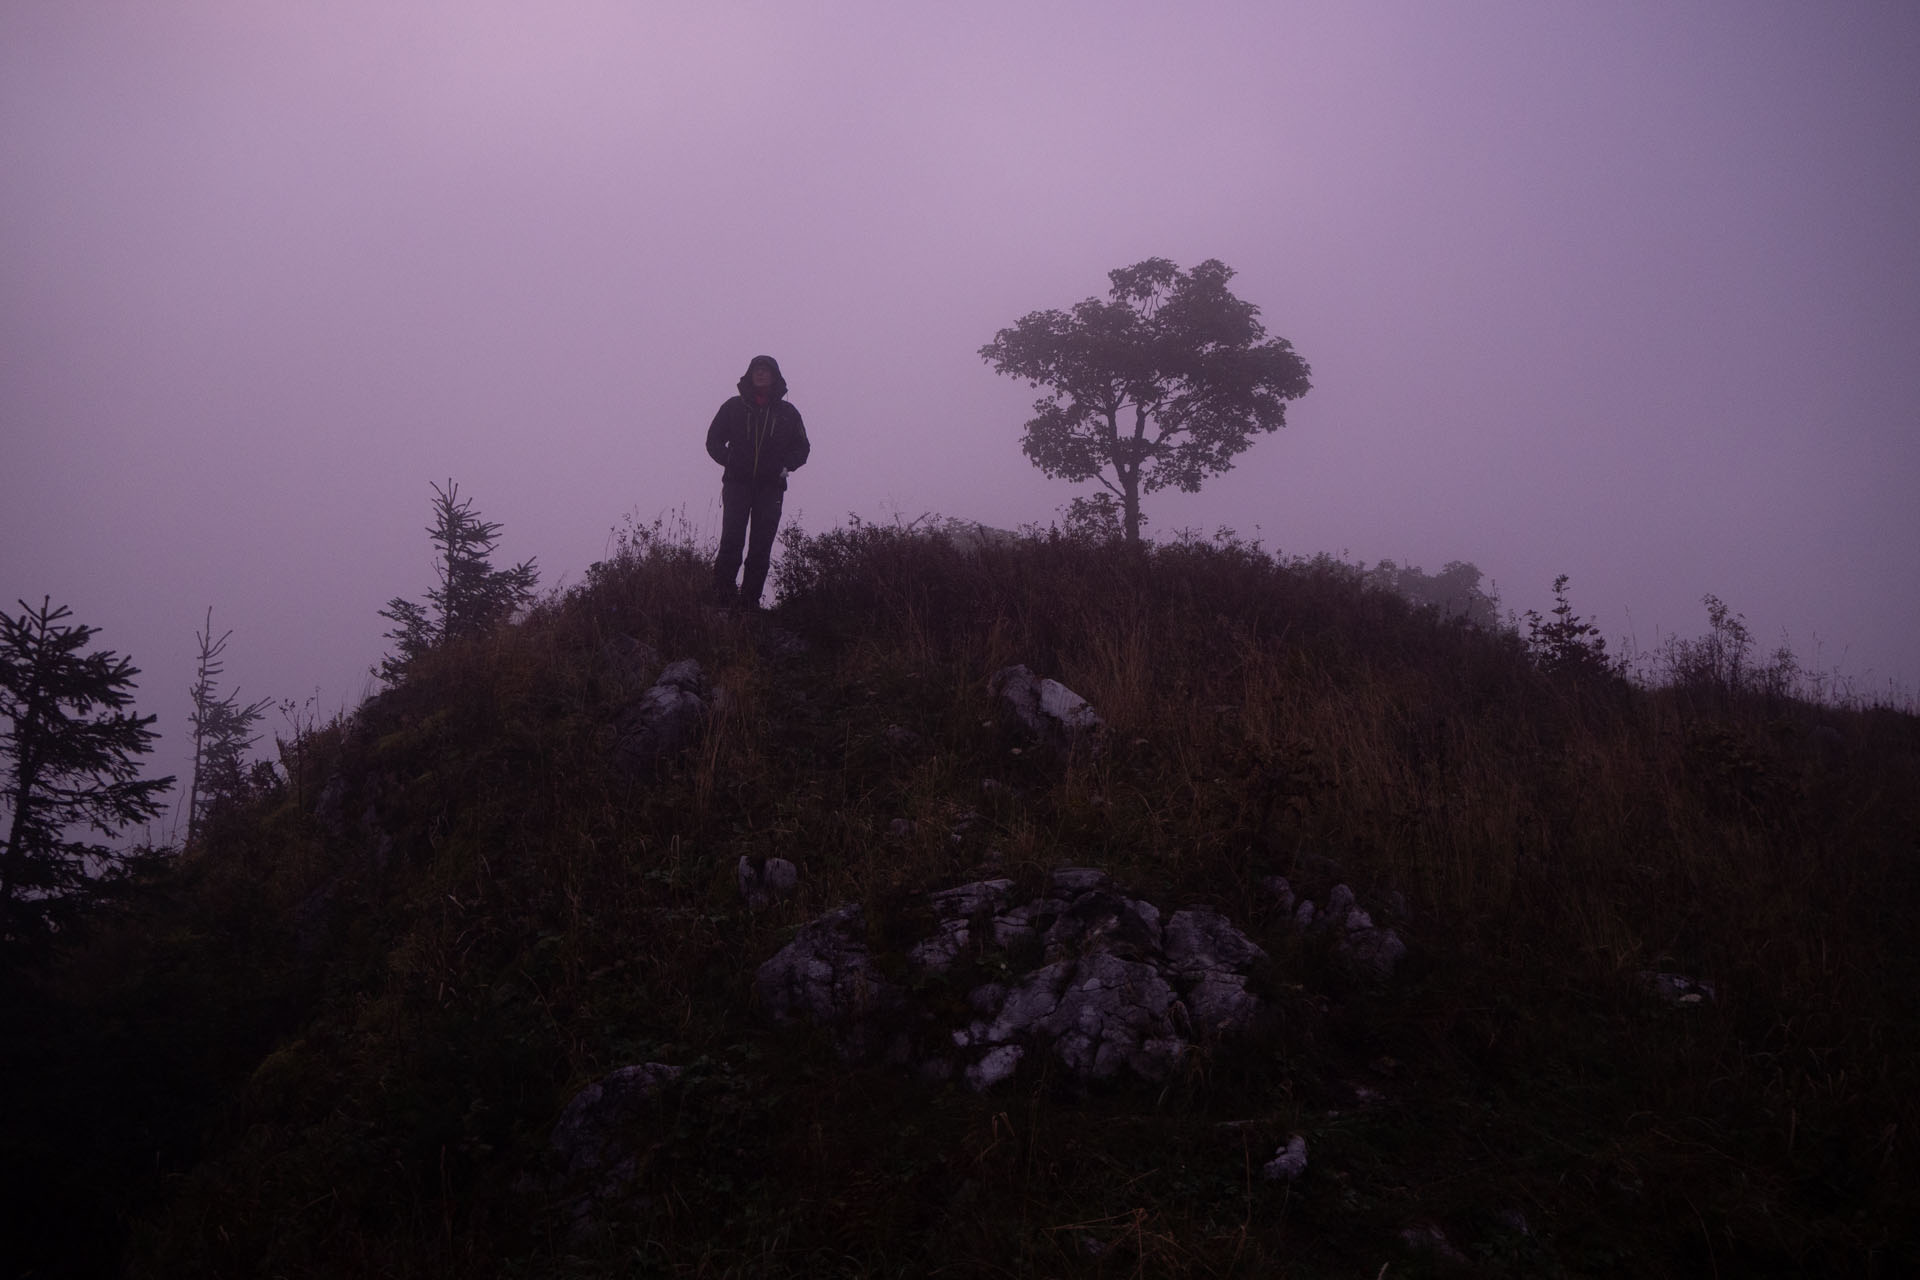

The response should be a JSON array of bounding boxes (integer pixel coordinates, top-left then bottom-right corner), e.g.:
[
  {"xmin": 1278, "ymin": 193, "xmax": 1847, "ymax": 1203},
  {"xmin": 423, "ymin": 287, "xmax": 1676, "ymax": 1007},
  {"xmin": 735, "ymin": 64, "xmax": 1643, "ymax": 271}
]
[{"xmin": 7, "ymin": 521, "xmax": 1916, "ymax": 1277}]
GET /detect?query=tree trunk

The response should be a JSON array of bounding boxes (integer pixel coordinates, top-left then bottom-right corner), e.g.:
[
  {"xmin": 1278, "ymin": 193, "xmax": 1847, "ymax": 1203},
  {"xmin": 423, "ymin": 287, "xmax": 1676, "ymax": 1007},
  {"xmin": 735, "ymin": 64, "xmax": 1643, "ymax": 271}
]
[
  {"xmin": 1122, "ymin": 402, "xmax": 1149, "ymax": 544},
  {"xmin": 186, "ymin": 609, "xmax": 211, "ymax": 848}
]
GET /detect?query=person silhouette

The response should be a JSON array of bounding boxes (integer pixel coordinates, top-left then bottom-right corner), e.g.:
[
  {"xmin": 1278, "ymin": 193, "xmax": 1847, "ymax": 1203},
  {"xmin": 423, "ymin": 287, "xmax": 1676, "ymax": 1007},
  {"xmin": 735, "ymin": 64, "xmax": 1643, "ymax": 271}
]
[{"xmin": 705, "ymin": 354, "xmax": 810, "ymax": 609}]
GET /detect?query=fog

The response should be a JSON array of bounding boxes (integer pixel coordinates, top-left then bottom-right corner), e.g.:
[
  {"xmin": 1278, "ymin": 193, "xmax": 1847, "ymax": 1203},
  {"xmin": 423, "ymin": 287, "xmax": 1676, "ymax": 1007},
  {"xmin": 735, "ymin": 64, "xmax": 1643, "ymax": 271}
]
[{"xmin": 5, "ymin": 1, "xmax": 1917, "ymax": 832}]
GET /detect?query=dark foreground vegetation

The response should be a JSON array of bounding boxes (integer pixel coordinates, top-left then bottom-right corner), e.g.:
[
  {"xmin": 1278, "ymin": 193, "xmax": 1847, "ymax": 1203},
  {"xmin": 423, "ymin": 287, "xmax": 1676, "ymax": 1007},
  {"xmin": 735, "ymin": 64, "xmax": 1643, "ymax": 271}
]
[{"xmin": 5, "ymin": 522, "xmax": 1917, "ymax": 1277}]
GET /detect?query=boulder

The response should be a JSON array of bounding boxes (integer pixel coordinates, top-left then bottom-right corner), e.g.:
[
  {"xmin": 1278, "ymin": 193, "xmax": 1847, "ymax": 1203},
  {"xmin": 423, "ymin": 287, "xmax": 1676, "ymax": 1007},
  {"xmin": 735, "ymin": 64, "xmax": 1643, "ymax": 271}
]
[
  {"xmin": 990, "ymin": 665, "xmax": 1104, "ymax": 753},
  {"xmin": 545, "ymin": 1061, "xmax": 684, "ymax": 1232},
  {"xmin": 1164, "ymin": 908, "xmax": 1269, "ymax": 1034},
  {"xmin": 1640, "ymin": 971, "xmax": 1716, "ymax": 1005},
  {"xmin": 1042, "ymin": 890, "xmax": 1162, "ymax": 963},
  {"xmin": 550, "ymin": 1062, "xmax": 684, "ymax": 1184},
  {"xmin": 737, "ymin": 856, "xmax": 800, "ymax": 909},
  {"xmin": 1289, "ymin": 882, "xmax": 1408, "ymax": 981},
  {"xmin": 964, "ymin": 1043, "xmax": 1025, "ymax": 1091},
  {"xmin": 1049, "ymin": 866, "xmax": 1111, "ymax": 895},
  {"xmin": 1342, "ymin": 924, "xmax": 1408, "ymax": 980},
  {"xmin": 611, "ymin": 658, "xmax": 716, "ymax": 774},
  {"xmin": 1262, "ymin": 1135, "xmax": 1308, "ymax": 1182},
  {"xmin": 753, "ymin": 904, "xmax": 907, "ymax": 1059}
]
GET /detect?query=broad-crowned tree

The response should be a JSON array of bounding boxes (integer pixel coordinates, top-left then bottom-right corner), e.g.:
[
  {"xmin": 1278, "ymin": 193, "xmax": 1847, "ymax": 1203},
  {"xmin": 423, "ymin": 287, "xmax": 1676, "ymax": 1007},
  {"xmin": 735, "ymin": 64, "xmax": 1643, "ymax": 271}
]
[
  {"xmin": 379, "ymin": 480, "xmax": 538, "ymax": 682},
  {"xmin": 184, "ymin": 608, "xmax": 271, "ymax": 845},
  {"xmin": 980, "ymin": 258, "xmax": 1311, "ymax": 543},
  {"xmin": 1, "ymin": 597, "xmax": 172, "ymax": 943}
]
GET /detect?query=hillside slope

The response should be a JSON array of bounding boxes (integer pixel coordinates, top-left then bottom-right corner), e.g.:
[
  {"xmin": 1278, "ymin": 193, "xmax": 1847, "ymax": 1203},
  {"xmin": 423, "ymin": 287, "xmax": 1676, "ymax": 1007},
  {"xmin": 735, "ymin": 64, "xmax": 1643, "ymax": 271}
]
[{"xmin": 18, "ymin": 522, "xmax": 1918, "ymax": 1278}]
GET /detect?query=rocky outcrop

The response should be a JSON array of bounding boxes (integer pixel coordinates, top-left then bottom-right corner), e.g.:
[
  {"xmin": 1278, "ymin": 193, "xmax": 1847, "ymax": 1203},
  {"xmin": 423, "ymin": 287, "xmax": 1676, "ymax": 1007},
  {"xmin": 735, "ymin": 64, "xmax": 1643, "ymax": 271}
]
[{"xmin": 755, "ymin": 868, "xmax": 1272, "ymax": 1089}]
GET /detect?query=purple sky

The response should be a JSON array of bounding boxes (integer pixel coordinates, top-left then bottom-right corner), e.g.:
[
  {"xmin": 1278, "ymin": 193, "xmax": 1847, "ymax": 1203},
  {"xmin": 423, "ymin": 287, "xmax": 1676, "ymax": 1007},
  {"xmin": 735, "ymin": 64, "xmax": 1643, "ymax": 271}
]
[{"xmin": 5, "ymin": 1, "xmax": 1918, "ymax": 830}]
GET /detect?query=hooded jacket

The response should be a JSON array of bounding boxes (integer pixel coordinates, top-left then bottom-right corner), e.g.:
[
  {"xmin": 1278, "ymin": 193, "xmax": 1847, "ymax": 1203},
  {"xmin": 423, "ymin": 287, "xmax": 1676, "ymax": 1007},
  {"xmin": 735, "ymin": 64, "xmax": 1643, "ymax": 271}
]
[{"xmin": 705, "ymin": 356, "xmax": 810, "ymax": 489}]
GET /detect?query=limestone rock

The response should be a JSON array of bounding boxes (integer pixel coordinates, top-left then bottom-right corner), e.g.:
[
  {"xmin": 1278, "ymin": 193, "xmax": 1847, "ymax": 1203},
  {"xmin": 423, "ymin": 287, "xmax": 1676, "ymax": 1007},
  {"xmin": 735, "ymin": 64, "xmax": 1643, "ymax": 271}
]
[
  {"xmin": 546, "ymin": 1061, "xmax": 684, "ymax": 1233},
  {"xmin": 753, "ymin": 904, "xmax": 906, "ymax": 1059},
  {"xmin": 737, "ymin": 856, "xmax": 799, "ymax": 909},
  {"xmin": 1342, "ymin": 921, "xmax": 1408, "ymax": 980},
  {"xmin": 1262, "ymin": 1135, "xmax": 1308, "ymax": 1182},
  {"xmin": 928, "ymin": 878, "xmax": 1017, "ymax": 919},
  {"xmin": 985, "ymin": 951, "xmax": 1187, "ymax": 1081},
  {"xmin": 990, "ymin": 665, "xmax": 1104, "ymax": 753},
  {"xmin": 1049, "ymin": 866, "xmax": 1111, "ymax": 895},
  {"xmin": 1164, "ymin": 908, "xmax": 1269, "ymax": 1034},
  {"xmin": 1641, "ymin": 971, "xmax": 1716, "ymax": 1005},
  {"xmin": 612, "ymin": 658, "xmax": 715, "ymax": 774},
  {"xmin": 550, "ymin": 1062, "xmax": 684, "ymax": 1183},
  {"xmin": 965, "ymin": 1043, "xmax": 1025, "ymax": 1090},
  {"xmin": 1042, "ymin": 890, "xmax": 1162, "ymax": 963},
  {"xmin": 1287, "ymin": 882, "xmax": 1408, "ymax": 981},
  {"xmin": 759, "ymin": 869, "xmax": 1275, "ymax": 1090}
]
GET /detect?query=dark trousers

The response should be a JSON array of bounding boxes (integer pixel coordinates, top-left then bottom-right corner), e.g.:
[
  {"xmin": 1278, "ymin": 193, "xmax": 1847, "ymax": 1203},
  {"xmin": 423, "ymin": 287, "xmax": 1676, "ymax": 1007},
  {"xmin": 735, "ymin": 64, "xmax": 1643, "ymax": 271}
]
[{"xmin": 713, "ymin": 479, "xmax": 784, "ymax": 606}]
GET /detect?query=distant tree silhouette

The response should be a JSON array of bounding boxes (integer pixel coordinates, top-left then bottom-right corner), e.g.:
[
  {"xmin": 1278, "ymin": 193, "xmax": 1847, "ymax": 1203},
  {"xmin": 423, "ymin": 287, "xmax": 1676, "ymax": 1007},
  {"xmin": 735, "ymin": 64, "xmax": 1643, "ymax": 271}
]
[
  {"xmin": 1, "ymin": 597, "xmax": 172, "ymax": 943},
  {"xmin": 1366, "ymin": 559, "xmax": 1500, "ymax": 629},
  {"xmin": 379, "ymin": 480, "xmax": 538, "ymax": 682},
  {"xmin": 184, "ymin": 608, "xmax": 271, "ymax": 846},
  {"xmin": 981, "ymin": 258, "xmax": 1311, "ymax": 543},
  {"xmin": 1524, "ymin": 575, "xmax": 1619, "ymax": 681}
]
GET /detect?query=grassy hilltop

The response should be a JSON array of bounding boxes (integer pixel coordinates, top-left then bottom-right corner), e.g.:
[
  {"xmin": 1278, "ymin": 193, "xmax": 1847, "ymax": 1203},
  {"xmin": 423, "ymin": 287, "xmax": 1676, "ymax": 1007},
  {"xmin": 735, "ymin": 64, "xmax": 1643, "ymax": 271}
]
[{"xmin": 9, "ymin": 520, "xmax": 1918, "ymax": 1278}]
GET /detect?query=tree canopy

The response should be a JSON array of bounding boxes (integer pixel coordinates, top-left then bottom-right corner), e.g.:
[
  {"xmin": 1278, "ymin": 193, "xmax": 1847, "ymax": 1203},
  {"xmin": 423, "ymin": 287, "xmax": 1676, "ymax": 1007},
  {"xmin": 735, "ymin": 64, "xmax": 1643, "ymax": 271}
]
[{"xmin": 980, "ymin": 258, "xmax": 1311, "ymax": 542}]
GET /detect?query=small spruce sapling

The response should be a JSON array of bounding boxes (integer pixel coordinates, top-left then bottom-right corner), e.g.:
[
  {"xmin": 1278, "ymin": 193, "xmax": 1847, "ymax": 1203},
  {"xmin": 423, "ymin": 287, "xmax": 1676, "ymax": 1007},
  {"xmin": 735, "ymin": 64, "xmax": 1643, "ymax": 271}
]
[
  {"xmin": 1524, "ymin": 575, "xmax": 1618, "ymax": 681},
  {"xmin": 184, "ymin": 608, "xmax": 272, "ymax": 846},
  {"xmin": 379, "ymin": 479, "xmax": 538, "ymax": 682}
]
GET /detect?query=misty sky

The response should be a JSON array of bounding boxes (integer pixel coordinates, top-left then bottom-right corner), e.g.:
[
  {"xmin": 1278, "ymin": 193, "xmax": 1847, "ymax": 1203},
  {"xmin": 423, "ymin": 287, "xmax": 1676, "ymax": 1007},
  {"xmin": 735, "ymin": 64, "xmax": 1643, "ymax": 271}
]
[{"xmin": 5, "ymin": 1, "xmax": 1918, "ymax": 830}]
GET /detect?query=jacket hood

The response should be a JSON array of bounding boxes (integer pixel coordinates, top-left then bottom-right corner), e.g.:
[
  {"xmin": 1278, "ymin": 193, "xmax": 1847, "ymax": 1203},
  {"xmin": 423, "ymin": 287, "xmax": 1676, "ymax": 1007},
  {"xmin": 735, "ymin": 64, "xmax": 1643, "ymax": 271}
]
[{"xmin": 737, "ymin": 355, "xmax": 788, "ymax": 400}]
